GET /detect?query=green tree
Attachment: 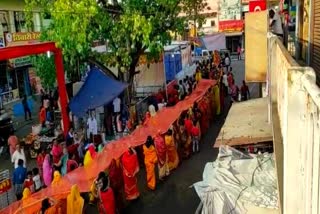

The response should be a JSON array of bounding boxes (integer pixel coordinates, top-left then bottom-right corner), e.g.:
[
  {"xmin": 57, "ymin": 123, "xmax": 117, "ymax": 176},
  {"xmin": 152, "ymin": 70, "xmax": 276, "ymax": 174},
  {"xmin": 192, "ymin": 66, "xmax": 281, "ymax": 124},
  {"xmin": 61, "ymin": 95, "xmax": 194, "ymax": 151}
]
[
  {"xmin": 181, "ymin": 0, "xmax": 208, "ymax": 37},
  {"xmin": 25, "ymin": 0, "xmax": 184, "ymax": 99}
]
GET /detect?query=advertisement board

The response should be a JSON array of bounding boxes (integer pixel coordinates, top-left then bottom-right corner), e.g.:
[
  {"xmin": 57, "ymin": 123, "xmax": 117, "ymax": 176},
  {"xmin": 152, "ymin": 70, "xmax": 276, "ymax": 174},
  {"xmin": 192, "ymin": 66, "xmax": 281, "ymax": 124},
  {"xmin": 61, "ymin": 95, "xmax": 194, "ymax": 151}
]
[
  {"xmin": 4, "ymin": 32, "xmax": 41, "ymax": 68},
  {"xmin": 219, "ymin": 20, "xmax": 244, "ymax": 32},
  {"xmin": 219, "ymin": 0, "xmax": 241, "ymax": 21}
]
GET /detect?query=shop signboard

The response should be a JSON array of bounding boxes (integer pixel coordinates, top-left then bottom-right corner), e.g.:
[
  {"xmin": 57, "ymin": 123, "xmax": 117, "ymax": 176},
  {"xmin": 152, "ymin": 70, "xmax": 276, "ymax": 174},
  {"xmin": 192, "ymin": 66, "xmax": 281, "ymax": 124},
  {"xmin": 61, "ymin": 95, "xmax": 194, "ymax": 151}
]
[
  {"xmin": 4, "ymin": 32, "xmax": 40, "ymax": 68},
  {"xmin": 249, "ymin": 0, "xmax": 267, "ymax": 12},
  {"xmin": 219, "ymin": 20, "xmax": 244, "ymax": 32},
  {"xmin": 10, "ymin": 56, "xmax": 32, "ymax": 68},
  {"xmin": 4, "ymin": 32, "xmax": 41, "ymax": 47}
]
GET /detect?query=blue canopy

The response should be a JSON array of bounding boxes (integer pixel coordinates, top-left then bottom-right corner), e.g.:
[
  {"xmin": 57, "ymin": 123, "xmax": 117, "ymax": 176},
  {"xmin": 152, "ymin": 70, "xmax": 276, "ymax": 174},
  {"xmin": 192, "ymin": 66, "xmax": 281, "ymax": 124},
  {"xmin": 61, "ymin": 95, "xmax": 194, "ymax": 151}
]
[{"xmin": 69, "ymin": 67, "xmax": 128, "ymax": 117}]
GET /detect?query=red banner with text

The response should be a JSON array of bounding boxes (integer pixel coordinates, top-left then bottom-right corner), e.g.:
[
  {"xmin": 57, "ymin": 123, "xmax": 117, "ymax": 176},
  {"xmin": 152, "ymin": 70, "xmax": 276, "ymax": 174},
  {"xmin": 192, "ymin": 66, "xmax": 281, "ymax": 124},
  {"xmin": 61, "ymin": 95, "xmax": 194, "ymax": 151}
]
[{"xmin": 219, "ymin": 20, "xmax": 244, "ymax": 32}]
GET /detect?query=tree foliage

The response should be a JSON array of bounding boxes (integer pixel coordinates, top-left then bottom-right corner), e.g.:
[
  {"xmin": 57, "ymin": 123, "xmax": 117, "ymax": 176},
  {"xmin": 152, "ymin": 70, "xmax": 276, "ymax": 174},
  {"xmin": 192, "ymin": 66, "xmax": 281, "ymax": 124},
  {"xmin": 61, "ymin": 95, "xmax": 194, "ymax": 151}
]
[
  {"xmin": 181, "ymin": 0, "xmax": 208, "ymax": 33},
  {"xmin": 25, "ymin": 0, "xmax": 185, "ymax": 95}
]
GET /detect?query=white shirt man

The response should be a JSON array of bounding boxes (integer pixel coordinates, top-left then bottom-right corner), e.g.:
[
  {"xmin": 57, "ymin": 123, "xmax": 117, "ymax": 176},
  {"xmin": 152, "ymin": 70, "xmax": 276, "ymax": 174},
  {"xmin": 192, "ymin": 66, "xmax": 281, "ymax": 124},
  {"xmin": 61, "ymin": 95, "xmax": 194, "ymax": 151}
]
[
  {"xmin": 112, "ymin": 97, "xmax": 121, "ymax": 113},
  {"xmin": 12, "ymin": 148, "xmax": 26, "ymax": 168},
  {"xmin": 87, "ymin": 116, "xmax": 98, "ymax": 136},
  {"xmin": 269, "ymin": 9, "xmax": 283, "ymax": 36}
]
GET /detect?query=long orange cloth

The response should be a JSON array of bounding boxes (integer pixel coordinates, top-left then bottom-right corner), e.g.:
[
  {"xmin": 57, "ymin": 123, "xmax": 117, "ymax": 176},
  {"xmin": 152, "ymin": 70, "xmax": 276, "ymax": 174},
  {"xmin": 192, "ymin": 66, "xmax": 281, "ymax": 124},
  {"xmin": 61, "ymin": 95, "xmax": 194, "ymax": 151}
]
[
  {"xmin": 143, "ymin": 145, "xmax": 158, "ymax": 190},
  {"xmin": 1, "ymin": 79, "xmax": 215, "ymax": 214}
]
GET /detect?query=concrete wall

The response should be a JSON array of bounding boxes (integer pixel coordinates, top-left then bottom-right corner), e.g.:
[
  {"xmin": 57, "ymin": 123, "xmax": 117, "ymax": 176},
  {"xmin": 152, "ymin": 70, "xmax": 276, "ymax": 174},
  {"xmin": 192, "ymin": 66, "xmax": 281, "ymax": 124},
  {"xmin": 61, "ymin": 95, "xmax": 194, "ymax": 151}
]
[{"xmin": 269, "ymin": 35, "xmax": 320, "ymax": 214}]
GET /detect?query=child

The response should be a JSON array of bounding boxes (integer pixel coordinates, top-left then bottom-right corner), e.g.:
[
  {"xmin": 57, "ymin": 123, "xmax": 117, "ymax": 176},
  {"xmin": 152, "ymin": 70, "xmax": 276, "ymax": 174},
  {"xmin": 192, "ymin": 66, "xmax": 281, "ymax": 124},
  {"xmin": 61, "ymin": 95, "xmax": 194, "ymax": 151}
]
[
  {"xmin": 24, "ymin": 171, "xmax": 34, "ymax": 193},
  {"xmin": 32, "ymin": 168, "xmax": 42, "ymax": 192},
  {"xmin": 36, "ymin": 148, "xmax": 45, "ymax": 181},
  {"xmin": 191, "ymin": 121, "xmax": 200, "ymax": 153}
]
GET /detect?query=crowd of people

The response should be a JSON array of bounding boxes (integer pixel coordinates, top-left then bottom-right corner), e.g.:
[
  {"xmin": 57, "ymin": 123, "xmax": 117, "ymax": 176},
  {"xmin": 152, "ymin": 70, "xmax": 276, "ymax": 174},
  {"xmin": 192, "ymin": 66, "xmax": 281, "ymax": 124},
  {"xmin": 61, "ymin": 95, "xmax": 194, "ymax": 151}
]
[{"xmin": 8, "ymin": 50, "xmax": 253, "ymax": 213}]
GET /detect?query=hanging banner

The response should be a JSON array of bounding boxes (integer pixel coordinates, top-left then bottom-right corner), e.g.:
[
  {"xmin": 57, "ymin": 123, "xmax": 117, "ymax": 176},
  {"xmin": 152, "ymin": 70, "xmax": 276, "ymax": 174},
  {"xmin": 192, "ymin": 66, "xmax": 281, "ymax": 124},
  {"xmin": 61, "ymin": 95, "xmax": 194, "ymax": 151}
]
[
  {"xmin": 219, "ymin": 20, "xmax": 244, "ymax": 32},
  {"xmin": 249, "ymin": 0, "xmax": 267, "ymax": 12}
]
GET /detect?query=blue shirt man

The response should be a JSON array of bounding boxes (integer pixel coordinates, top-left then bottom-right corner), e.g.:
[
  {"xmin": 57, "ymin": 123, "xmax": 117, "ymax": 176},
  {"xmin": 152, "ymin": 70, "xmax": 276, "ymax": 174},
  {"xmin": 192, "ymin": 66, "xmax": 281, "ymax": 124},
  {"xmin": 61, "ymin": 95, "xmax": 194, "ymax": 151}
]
[{"xmin": 13, "ymin": 159, "xmax": 27, "ymax": 200}]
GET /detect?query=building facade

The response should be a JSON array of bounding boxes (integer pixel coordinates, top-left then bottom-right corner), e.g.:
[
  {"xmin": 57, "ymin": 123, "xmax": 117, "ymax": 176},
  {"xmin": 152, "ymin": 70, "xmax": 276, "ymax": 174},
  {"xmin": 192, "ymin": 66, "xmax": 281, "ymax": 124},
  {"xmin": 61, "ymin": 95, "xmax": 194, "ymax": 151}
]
[
  {"xmin": 0, "ymin": 0, "xmax": 43, "ymax": 104},
  {"xmin": 218, "ymin": 0, "xmax": 244, "ymax": 53},
  {"xmin": 198, "ymin": 0, "xmax": 219, "ymax": 34}
]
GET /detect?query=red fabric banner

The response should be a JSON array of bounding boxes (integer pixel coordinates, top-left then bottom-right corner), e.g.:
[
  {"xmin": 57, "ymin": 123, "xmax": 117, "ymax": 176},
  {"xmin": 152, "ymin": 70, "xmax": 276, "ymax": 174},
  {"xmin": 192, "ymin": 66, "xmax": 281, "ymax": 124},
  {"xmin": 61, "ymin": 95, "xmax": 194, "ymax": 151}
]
[
  {"xmin": 219, "ymin": 20, "xmax": 244, "ymax": 32},
  {"xmin": 249, "ymin": 0, "xmax": 267, "ymax": 12},
  {"xmin": 1, "ymin": 79, "xmax": 216, "ymax": 214}
]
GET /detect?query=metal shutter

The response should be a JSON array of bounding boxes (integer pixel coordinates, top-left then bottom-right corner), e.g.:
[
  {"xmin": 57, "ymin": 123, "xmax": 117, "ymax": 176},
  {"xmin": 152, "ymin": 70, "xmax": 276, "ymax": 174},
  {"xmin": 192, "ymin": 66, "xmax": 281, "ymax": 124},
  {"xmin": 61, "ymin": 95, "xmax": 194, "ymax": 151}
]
[{"xmin": 312, "ymin": 0, "xmax": 320, "ymax": 85}]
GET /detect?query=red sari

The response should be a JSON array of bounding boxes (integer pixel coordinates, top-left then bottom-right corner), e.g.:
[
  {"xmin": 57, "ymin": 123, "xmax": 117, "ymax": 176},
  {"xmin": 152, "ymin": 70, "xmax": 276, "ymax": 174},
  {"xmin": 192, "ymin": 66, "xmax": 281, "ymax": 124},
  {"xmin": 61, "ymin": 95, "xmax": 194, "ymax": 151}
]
[
  {"xmin": 154, "ymin": 135, "xmax": 167, "ymax": 167},
  {"xmin": 199, "ymin": 100, "xmax": 209, "ymax": 133},
  {"xmin": 154, "ymin": 135, "xmax": 169, "ymax": 179},
  {"xmin": 121, "ymin": 151, "xmax": 140, "ymax": 200},
  {"xmin": 109, "ymin": 159, "xmax": 124, "ymax": 212},
  {"xmin": 100, "ymin": 187, "xmax": 115, "ymax": 214}
]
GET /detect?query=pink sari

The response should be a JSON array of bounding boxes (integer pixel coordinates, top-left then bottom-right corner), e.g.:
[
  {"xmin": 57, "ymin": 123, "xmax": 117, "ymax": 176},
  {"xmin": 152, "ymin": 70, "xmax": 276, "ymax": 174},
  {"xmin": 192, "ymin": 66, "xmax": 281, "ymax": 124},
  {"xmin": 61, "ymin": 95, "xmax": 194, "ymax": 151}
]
[{"xmin": 42, "ymin": 154, "xmax": 53, "ymax": 187}]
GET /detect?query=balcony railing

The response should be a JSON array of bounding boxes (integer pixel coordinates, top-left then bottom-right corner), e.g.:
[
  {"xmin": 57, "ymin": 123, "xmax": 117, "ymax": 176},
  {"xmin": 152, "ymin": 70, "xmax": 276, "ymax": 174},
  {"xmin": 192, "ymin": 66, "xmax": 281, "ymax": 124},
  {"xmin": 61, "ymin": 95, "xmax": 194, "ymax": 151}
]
[{"xmin": 269, "ymin": 35, "xmax": 320, "ymax": 214}]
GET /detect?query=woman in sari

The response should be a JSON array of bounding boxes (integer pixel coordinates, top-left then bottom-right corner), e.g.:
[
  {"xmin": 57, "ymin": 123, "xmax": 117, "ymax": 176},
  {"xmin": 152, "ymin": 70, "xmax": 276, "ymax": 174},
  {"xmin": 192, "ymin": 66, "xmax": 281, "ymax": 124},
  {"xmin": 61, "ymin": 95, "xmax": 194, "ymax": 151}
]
[
  {"xmin": 89, "ymin": 172, "xmax": 106, "ymax": 205},
  {"xmin": 22, "ymin": 187, "xmax": 31, "ymax": 200},
  {"xmin": 143, "ymin": 136, "xmax": 158, "ymax": 190},
  {"xmin": 121, "ymin": 148, "xmax": 140, "ymax": 200},
  {"xmin": 143, "ymin": 112, "xmax": 151, "ymax": 126},
  {"xmin": 43, "ymin": 152, "xmax": 53, "ymax": 187},
  {"xmin": 67, "ymin": 184, "xmax": 84, "ymax": 214},
  {"xmin": 108, "ymin": 159, "xmax": 124, "ymax": 212},
  {"xmin": 83, "ymin": 144, "xmax": 96, "ymax": 167},
  {"xmin": 172, "ymin": 120, "xmax": 183, "ymax": 164},
  {"xmin": 51, "ymin": 171, "xmax": 62, "ymax": 186},
  {"xmin": 154, "ymin": 132, "xmax": 169, "ymax": 180},
  {"xmin": 164, "ymin": 130, "xmax": 179, "ymax": 171},
  {"xmin": 213, "ymin": 85, "xmax": 220, "ymax": 115},
  {"xmin": 54, "ymin": 147, "xmax": 68, "ymax": 176},
  {"xmin": 51, "ymin": 139, "xmax": 62, "ymax": 166},
  {"xmin": 99, "ymin": 176, "xmax": 115, "ymax": 214},
  {"xmin": 199, "ymin": 99, "xmax": 209, "ymax": 134}
]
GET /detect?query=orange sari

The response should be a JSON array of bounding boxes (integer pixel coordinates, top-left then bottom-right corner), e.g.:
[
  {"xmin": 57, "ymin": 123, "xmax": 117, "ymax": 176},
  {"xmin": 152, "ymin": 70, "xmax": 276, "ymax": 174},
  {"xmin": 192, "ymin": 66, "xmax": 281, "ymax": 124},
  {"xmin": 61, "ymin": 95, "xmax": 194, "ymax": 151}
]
[
  {"xmin": 121, "ymin": 150, "xmax": 140, "ymax": 200},
  {"xmin": 143, "ymin": 145, "xmax": 158, "ymax": 190},
  {"xmin": 164, "ymin": 135, "xmax": 179, "ymax": 171}
]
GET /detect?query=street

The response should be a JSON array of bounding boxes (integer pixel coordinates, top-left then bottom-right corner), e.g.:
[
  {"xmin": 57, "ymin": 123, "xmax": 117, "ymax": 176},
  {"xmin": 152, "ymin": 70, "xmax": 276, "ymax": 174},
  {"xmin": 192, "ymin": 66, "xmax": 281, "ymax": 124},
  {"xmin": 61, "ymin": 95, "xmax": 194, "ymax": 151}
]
[
  {"xmin": 123, "ymin": 59, "xmax": 260, "ymax": 213},
  {"xmin": 1, "ymin": 59, "xmax": 260, "ymax": 212}
]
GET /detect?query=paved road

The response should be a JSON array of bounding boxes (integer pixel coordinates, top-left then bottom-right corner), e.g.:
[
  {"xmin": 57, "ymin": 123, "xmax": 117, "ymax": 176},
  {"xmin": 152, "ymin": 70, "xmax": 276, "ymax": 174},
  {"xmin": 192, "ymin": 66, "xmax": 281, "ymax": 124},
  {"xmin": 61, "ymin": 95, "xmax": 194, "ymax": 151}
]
[
  {"xmin": 123, "ymin": 113, "xmax": 228, "ymax": 214},
  {"xmin": 123, "ymin": 59, "xmax": 257, "ymax": 214}
]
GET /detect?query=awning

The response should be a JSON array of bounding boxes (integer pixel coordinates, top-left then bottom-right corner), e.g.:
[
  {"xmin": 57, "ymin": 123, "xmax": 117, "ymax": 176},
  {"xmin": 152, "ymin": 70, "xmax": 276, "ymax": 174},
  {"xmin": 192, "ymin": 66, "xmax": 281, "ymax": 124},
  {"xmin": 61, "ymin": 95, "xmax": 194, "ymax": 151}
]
[
  {"xmin": 69, "ymin": 67, "xmax": 128, "ymax": 117},
  {"xmin": 214, "ymin": 97, "xmax": 272, "ymax": 147},
  {"xmin": 224, "ymin": 32, "xmax": 243, "ymax": 37}
]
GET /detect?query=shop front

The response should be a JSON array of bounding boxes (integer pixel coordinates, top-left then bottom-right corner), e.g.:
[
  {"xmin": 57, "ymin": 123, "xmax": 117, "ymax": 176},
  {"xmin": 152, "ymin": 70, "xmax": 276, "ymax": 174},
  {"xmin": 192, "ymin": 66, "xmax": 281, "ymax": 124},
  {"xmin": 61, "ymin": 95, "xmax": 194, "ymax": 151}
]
[
  {"xmin": 0, "ymin": 32, "xmax": 41, "ymax": 104},
  {"xmin": 218, "ymin": 0, "xmax": 244, "ymax": 54},
  {"xmin": 219, "ymin": 20, "xmax": 244, "ymax": 54}
]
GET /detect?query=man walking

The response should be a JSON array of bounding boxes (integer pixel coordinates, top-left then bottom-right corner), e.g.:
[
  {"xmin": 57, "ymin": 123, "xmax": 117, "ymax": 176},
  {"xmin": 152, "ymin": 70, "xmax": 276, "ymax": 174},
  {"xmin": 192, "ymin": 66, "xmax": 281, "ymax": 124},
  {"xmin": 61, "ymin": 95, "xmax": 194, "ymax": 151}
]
[
  {"xmin": 22, "ymin": 95, "xmax": 31, "ymax": 121},
  {"xmin": 13, "ymin": 159, "xmax": 27, "ymax": 200}
]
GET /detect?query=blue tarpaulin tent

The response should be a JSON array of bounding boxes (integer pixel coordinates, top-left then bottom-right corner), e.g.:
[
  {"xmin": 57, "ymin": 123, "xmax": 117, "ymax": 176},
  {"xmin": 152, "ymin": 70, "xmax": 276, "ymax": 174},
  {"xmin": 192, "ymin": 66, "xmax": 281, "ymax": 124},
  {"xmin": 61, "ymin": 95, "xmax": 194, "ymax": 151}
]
[
  {"xmin": 164, "ymin": 53, "xmax": 182, "ymax": 82},
  {"xmin": 69, "ymin": 67, "xmax": 128, "ymax": 117}
]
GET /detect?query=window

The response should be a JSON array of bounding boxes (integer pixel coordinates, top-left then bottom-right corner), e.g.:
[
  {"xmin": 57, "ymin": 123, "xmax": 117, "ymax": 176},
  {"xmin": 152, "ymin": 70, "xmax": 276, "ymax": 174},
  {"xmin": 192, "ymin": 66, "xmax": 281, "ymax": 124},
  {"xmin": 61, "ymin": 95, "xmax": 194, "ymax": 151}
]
[
  {"xmin": 211, "ymin": 20, "xmax": 216, "ymax": 27},
  {"xmin": 14, "ymin": 11, "xmax": 32, "ymax": 32},
  {"xmin": 212, "ymin": 12, "xmax": 217, "ymax": 18},
  {"xmin": 0, "ymin": 12, "xmax": 9, "ymax": 33}
]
